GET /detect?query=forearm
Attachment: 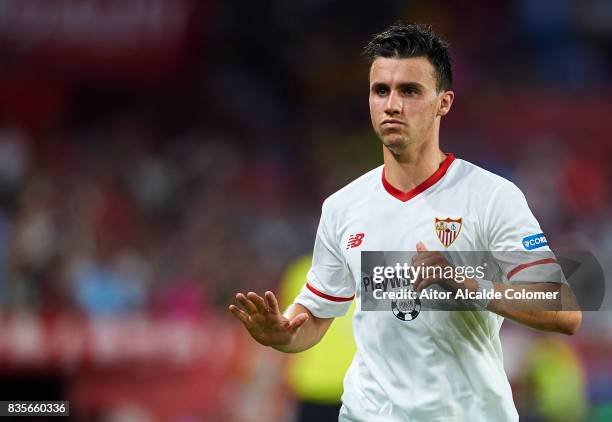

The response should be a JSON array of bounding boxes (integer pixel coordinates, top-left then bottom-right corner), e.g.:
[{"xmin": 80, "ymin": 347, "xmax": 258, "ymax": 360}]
[
  {"xmin": 273, "ymin": 303, "xmax": 333, "ymax": 353},
  {"xmin": 495, "ymin": 307, "xmax": 581, "ymax": 335},
  {"xmin": 463, "ymin": 279, "xmax": 582, "ymax": 335}
]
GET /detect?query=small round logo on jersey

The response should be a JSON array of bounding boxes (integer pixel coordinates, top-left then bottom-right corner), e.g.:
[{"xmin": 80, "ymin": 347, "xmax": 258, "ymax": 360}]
[{"xmin": 391, "ymin": 297, "xmax": 421, "ymax": 321}]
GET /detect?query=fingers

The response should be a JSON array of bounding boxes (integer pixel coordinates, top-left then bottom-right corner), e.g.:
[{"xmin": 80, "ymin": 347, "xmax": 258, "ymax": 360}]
[
  {"xmin": 228, "ymin": 304, "xmax": 251, "ymax": 325},
  {"xmin": 416, "ymin": 241, "xmax": 428, "ymax": 252},
  {"xmin": 411, "ymin": 254, "xmax": 442, "ymax": 268},
  {"xmin": 411, "ymin": 255, "xmax": 443, "ymax": 289},
  {"xmin": 247, "ymin": 292, "xmax": 269, "ymax": 313},
  {"xmin": 265, "ymin": 291, "xmax": 281, "ymax": 314},
  {"xmin": 411, "ymin": 246, "xmax": 452, "ymax": 291},
  {"xmin": 232, "ymin": 291, "xmax": 280, "ymax": 329},
  {"xmin": 289, "ymin": 313, "xmax": 309, "ymax": 332},
  {"xmin": 236, "ymin": 293, "xmax": 258, "ymax": 315},
  {"xmin": 413, "ymin": 242, "xmax": 440, "ymax": 267},
  {"xmin": 415, "ymin": 277, "xmax": 437, "ymax": 292}
]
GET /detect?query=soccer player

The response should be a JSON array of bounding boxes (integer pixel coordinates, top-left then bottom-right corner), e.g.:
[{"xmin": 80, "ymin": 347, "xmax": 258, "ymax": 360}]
[{"xmin": 229, "ymin": 23, "xmax": 581, "ymax": 421}]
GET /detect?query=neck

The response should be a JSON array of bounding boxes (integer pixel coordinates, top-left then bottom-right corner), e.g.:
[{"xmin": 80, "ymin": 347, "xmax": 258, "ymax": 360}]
[{"xmin": 382, "ymin": 139, "xmax": 446, "ymax": 192}]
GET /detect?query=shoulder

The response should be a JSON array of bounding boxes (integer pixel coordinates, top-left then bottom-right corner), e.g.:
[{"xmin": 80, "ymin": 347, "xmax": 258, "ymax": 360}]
[
  {"xmin": 451, "ymin": 158, "xmax": 523, "ymax": 198},
  {"xmin": 321, "ymin": 165, "xmax": 383, "ymax": 216},
  {"xmin": 453, "ymin": 159, "xmax": 538, "ymax": 239}
]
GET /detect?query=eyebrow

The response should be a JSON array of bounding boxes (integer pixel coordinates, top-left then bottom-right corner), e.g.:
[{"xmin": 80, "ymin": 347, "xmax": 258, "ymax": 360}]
[{"xmin": 370, "ymin": 81, "xmax": 425, "ymax": 91}]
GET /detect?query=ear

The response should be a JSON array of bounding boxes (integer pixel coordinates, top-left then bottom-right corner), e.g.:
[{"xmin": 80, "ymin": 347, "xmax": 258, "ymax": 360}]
[{"xmin": 437, "ymin": 91, "xmax": 454, "ymax": 117}]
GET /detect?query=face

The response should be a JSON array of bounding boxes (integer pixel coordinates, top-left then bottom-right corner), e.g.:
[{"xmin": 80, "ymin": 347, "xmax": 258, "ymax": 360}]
[{"xmin": 369, "ymin": 56, "xmax": 453, "ymax": 154}]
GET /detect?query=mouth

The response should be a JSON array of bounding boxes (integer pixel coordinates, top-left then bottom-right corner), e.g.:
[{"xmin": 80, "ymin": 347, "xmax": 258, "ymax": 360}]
[{"xmin": 381, "ymin": 119, "xmax": 405, "ymax": 126}]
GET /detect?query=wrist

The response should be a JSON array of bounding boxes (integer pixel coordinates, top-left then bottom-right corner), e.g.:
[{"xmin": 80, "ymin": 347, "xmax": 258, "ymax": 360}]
[
  {"xmin": 472, "ymin": 278, "xmax": 494, "ymax": 310},
  {"xmin": 461, "ymin": 277, "xmax": 479, "ymax": 293}
]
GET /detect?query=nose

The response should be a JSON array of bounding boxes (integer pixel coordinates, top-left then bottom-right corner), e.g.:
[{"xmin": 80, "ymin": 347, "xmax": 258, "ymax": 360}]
[{"xmin": 384, "ymin": 91, "xmax": 402, "ymax": 115}]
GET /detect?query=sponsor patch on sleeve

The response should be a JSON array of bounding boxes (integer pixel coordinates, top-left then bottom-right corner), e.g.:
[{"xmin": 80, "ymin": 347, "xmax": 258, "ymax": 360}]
[{"xmin": 521, "ymin": 233, "xmax": 548, "ymax": 250}]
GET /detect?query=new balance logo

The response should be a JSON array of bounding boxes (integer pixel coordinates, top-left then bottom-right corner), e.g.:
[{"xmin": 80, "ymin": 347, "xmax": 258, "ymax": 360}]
[{"xmin": 346, "ymin": 233, "xmax": 365, "ymax": 249}]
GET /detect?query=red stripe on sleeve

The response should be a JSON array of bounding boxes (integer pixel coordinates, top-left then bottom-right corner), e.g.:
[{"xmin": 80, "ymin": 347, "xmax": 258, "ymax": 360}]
[
  {"xmin": 306, "ymin": 283, "xmax": 354, "ymax": 302},
  {"xmin": 507, "ymin": 258, "xmax": 558, "ymax": 280}
]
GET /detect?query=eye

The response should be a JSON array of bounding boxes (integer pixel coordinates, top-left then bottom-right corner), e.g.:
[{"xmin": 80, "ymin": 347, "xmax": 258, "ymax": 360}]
[
  {"xmin": 401, "ymin": 87, "xmax": 418, "ymax": 96},
  {"xmin": 374, "ymin": 86, "xmax": 389, "ymax": 96}
]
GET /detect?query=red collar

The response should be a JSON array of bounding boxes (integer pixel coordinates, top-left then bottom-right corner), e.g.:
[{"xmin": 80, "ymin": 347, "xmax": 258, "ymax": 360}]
[{"xmin": 382, "ymin": 153, "xmax": 455, "ymax": 202}]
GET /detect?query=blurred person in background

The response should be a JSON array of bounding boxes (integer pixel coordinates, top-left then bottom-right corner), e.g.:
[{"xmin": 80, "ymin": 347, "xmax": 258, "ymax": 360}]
[
  {"xmin": 230, "ymin": 22, "xmax": 582, "ymax": 421},
  {"xmin": 523, "ymin": 336, "xmax": 587, "ymax": 421},
  {"xmin": 279, "ymin": 254, "xmax": 356, "ymax": 422}
]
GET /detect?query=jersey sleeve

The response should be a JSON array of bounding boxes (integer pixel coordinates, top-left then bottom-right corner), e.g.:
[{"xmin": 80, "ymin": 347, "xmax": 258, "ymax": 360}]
[
  {"xmin": 485, "ymin": 181, "xmax": 565, "ymax": 284},
  {"xmin": 293, "ymin": 200, "xmax": 355, "ymax": 318}
]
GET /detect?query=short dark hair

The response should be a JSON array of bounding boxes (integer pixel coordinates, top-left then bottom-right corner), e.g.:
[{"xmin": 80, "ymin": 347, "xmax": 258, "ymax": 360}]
[{"xmin": 363, "ymin": 22, "xmax": 453, "ymax": 92}]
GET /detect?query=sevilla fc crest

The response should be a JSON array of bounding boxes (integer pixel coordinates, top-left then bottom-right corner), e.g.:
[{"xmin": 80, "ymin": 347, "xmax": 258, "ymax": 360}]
[{"xmin": 434, "ymin": 217, "xmax": 462, "ymax": 248}]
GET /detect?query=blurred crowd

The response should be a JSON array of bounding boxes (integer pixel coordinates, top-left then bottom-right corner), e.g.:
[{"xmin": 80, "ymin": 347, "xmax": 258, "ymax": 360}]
[{"xmin": 0, "ymin": 115, "xmax": 327, "ymax": 316}]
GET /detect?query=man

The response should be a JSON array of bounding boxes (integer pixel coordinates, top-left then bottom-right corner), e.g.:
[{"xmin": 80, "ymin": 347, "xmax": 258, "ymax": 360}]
[{"xmin": 229, "ymin": 23, "xmax": 581, "ymax": 421}]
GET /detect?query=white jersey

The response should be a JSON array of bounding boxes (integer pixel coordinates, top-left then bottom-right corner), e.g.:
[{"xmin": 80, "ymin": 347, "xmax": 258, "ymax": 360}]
[{"xmin": 294, "ymin": 154, "xmax": 563, "ymax": 422}]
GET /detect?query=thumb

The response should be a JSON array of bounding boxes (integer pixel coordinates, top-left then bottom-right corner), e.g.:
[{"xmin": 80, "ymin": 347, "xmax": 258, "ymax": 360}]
[
  {"xmin": 416, "ymin": 241, "xmax": 428, "ymax": 252},
  {"xmin": 289, "ymin": 313, "xmax": 309, "ymax": 332}
]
